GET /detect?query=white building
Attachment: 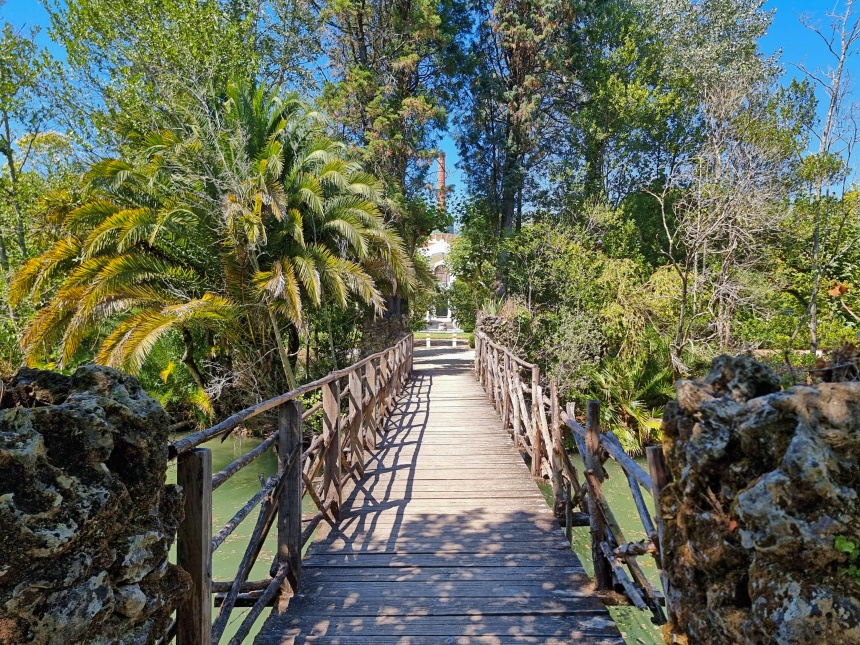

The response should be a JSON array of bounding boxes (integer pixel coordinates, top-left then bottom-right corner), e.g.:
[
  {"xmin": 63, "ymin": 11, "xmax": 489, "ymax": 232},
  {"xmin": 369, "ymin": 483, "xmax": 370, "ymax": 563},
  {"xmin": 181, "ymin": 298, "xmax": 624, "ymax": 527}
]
[{"xmin": 420, "ymin": 231, "xmax": 458, "ymax": 328}]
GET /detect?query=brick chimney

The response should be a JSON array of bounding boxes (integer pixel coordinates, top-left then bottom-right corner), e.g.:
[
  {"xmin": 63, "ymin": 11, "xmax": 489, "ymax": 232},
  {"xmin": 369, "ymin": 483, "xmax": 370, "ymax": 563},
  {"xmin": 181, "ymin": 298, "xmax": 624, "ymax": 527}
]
[{"xmin": 437, "ymin": 152, "xmax": 446, "ymax": 210}]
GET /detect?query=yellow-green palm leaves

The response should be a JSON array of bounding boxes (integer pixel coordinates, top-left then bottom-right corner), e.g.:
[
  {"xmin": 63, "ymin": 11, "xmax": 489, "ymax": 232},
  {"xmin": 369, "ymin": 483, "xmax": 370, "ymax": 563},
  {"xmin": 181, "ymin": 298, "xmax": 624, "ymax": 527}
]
[
  {"xmin": 11, "ymin": 155, "xmax": 232, "ymax": 371},
  {"xmin": 11, "ymin": 80, "xmax": 416, "ymax": 384},
  {"xmin": 223, "ymin": 79, "xmax": 415, "ymax": 327}
]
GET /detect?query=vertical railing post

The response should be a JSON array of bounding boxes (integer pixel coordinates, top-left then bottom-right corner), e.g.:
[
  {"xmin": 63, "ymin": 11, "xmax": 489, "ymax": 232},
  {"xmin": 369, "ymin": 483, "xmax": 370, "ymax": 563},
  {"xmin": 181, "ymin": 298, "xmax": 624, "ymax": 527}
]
[
  {"xmin": 584, "ymin": 399, "xmax": 612, "ymax": 590},
  {"xmin": 385, "ymin": 348, "xmax": 395, "ymax": 412},
  {"xmin": 495, "ymin": 349, "xmax": 504, "ymax": 406},
  {"xmin": 177, "ymin": 448, "xmax": 212, "ymax": 645},
  {"xmin": 322, "ymin": 379, "xmax": 342, "ymax": 521},
  {"xmin": 278, "ymin": 400, "xmax": 303, "ymax": 592},
  {"xmin": 394, "ymin": 344, "xmax": 402, "ymax": 393},
  {"xmin": 565, "ymin": 481, "xmax": 573, "ymax": 543},
  {"xmin": 488, "ymin": 347, "xmax": 496, "ymax": 407},
  {"xmin": 502, "ymin": 353, "xmax": 511, "ymax": 430},
  {"xmin": 479, "ymin": 335, "xmax": 484, "ymax": 373},
  {"xmin": 647, "ymin": 445, "xmax": 673, "ymax": 609},
  {"xmin": 365, "ymin": 360, "xmax": 378, "ymax": 449},
  {"xmin": 481, "ymin": 339, "xmax": 488, "ymax": 389},
  {"xmin": 408, "ymin": 334, "xmax": 414, "ymax": 374},
  {"xmin": 379, "ymin": 353, "xmax": 388, "ymax": 420},
  {"xmin": 512, "ymin": 370, "xmax": 522, "ymax": 452},
  {"xmin": 550, "ymin": 379, "xmax": 564, "ymax": 517},
  {"xmin": 349, "ymin": 368, "xmax": 365, "ymax": 477},
  {"xmin": 530, "ymin": 364, "xmax": 542, "ymax": 478}
]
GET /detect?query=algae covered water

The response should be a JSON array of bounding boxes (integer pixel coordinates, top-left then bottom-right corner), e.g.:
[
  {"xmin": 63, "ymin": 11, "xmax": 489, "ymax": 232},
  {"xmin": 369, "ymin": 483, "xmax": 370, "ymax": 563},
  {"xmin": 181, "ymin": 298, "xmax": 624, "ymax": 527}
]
[{"xmin": 167, "ymin": 432, "xmax": 661, "ymax": 645}]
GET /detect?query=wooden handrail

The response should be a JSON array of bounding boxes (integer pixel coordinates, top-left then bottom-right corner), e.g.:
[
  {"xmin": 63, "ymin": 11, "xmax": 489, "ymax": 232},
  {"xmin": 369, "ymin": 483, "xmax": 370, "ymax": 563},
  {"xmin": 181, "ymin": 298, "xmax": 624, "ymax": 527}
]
[
  {"xmin": 171, "ymin": 333, "xmax": 415, "ymax": 645},
  {"xmin": 472, "ymin": 330, "xmax": 668, "ymax": 625},
  {"xmin": 474, "ymin": 331, "xmax": 538, "ymax": 370},
  {"xmin": 169, "ymin": 335, "xmax": 414, "ymax": 459}
]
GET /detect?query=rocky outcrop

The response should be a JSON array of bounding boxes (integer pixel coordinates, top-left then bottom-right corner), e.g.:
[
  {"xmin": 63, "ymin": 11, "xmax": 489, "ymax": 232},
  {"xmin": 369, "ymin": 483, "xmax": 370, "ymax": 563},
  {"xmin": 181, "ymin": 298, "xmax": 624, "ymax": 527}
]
[
  {"xmin": 476, "ymin": 312, "xmax": 514, "ymax": 345},
  {"xmin": 659, "ymin": 355, "xmax": 860, "ymax": 644},
  {"xmin": 0, "ymin": 366, "xmax": 191, "ymax": 645},
  {"xmin": 360, "ymin": 315, "xmax": 411, "ymax": 357}
]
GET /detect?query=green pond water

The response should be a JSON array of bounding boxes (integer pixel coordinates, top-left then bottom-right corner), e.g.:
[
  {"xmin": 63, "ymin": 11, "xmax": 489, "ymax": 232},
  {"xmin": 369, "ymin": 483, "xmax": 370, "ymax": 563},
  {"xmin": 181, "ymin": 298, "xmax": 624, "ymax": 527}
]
[
  {"xmin": 167, "ymin": 434, "xmax": 662, "ymax": 645},
  {"xmin": 539, "ymin": 456, "xmax": 664, "ymax": 645},
  {"xmin": 166, "ymin": 432, "xmax": 316, "ymax": 643}
]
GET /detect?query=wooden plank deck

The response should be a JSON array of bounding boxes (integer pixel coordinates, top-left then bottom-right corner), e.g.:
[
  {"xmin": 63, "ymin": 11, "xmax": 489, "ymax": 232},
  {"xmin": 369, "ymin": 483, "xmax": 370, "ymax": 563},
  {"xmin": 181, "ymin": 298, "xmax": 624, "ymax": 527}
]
[{"xmin": 255, "ymin": 347, "xmax": 625, "ymax": 645}]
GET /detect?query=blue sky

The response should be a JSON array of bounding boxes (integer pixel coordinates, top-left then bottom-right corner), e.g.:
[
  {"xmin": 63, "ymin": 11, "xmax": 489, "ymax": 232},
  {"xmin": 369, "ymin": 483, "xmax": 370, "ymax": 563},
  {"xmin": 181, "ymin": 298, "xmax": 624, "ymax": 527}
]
[{"xmin": 2, "ymin": 0, "xmax": 855, "ymax": 197}]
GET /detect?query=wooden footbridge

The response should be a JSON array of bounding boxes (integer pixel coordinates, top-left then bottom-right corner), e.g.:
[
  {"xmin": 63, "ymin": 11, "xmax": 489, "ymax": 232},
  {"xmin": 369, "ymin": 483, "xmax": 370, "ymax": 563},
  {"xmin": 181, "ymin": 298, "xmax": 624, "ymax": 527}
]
[{"xmin": 162, "ymin": 334, "xmax": 671, "ymax": 645}]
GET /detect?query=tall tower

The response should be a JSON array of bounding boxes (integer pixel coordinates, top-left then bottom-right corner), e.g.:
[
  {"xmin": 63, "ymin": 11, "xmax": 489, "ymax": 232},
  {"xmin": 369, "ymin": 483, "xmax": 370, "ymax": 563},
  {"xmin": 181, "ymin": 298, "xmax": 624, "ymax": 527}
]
[{"xmin": 437, "ymin": 152, "xmax": 446, "ymax": 211}]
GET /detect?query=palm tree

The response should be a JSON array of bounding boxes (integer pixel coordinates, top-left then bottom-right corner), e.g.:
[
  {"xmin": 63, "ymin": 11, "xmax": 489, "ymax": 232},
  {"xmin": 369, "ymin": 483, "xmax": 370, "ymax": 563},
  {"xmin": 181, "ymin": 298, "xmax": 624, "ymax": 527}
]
[
  {"xmin": 219, "ymin": 79, "xmax": 415, "ymax": 383},
  {"xmin": 588, "ymin": 332, "xmax": 675, "ymax": 453},
  {"xmin": 11, "ymin": 79, "xmax": 416, "ymax": 404}
]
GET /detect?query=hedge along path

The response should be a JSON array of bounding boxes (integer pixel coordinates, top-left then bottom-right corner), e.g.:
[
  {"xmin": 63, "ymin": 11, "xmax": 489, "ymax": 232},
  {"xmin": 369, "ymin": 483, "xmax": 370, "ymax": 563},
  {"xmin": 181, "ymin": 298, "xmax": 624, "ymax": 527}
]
[{"xmin": 253, "ymin": 345, "xmax": 625, "ymax": 645}]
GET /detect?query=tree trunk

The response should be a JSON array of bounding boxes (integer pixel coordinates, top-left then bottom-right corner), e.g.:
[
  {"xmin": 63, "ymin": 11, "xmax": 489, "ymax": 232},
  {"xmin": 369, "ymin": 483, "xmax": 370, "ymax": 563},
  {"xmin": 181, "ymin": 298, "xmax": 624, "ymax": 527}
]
[
  {"xmin": 384, "ymin": 295, "xmax": 404, "ymax": 317},
  {"xmin": 288, "ymin": 323, "xmax": 300, "ymax": 375},
  {"xmin": 804, "ymin": 12, "xmax": 850, "ymax": 358},
  {"xmin": 583, "ymin": 138, "xmax": 605, "ymax": 201},
  {"xmin": 3, "ymin": 111, "xmax": 27, "ymax": 258},
  {"xmin": 0, "ymin": 233, "xmax": 17, "ymax": 322},
  {"xmin": 516, "ymin": 186, "xmax": 523, "ymax": 233},
  {"xmin": 181, "ymin": 327, "xmax": 207, "ymax": 391},
  {"xmin": 305, "ymin": 330, "xmax": 311, "ymax": 380},
  {"xmin": 808, "ymin": 196, "xmax": 823, "ymax": 359},
  {"xmin": 495, "ymin": 182, "xmax": 518, "ymax": 297},
  {"xmin": 671, "ymin": 274, "xmax": 689, "ymax": 380},
  {"xmin": 325, "ymin": 305, "xmax": 338, "ymax": 371},
  {"xmin": 266, "ymin": 306, "xmax": 297, "ymax": 389},
  {"xmin": 0, "ymin": 233, "xmax": 9, "ymax": 273}
]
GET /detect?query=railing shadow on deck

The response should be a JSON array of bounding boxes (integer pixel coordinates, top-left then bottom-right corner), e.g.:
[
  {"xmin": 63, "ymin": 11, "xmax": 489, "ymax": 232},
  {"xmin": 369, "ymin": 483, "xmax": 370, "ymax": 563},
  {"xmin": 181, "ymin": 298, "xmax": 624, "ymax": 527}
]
[
  {"xmin": 253, "ymin": 364, "xmax": 618, "ymax": 643},
  {"xmin": 157, "ymin": 334, "xmax": 415, "ymax": 645},
  {"xmin": 473, "ymin": 331, "xmax": 672, "ymax": 627},
  {"xmin": 265, "ymin": 512, "xmax": 615, "ymax": 643},
  {"xmin": 326, "ymin": 371, "xmax": 432, "ymax": 558}
]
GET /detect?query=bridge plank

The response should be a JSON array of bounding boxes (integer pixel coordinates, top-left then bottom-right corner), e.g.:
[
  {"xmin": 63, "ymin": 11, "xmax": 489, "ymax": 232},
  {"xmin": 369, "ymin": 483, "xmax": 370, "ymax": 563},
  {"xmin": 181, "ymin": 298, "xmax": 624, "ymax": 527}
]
[{"xmin": 255, "ymin": 348, "xmax": 625, "ymax": 645}]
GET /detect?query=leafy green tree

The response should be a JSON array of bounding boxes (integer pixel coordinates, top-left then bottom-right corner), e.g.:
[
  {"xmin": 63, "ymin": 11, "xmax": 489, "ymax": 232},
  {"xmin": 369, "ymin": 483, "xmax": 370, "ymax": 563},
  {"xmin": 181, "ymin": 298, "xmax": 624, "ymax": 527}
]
[
  {"xmin": 587, "ymin": 331, "xmax": 674, "ymax": 453},
  {"xmin": 320, "ymin": 0, "xmax": 467, "ymax": 313},
  {"xmin": 787, "ymin": 1, "xmax": 860, "ymax": 359},
  {"xmin": 44, "ymin": 0, "xmax": 319, "ymax": 145},
  {"xmin": 322, "ymin": 0, "xmax": 468, "ymax": 198},
  {"xmin": 457, "ymin": 0, "xmax": 572, "ymax": 242},
  {"xmin": 0, "ymin": 22, "xmax": 58, "ymax": 266}
]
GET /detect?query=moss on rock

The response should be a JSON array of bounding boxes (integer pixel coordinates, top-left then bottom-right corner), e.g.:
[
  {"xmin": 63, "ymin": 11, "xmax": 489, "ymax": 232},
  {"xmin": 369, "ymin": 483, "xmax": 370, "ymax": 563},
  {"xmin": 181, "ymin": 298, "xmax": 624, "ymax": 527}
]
[
  {"xmin": 0, "ymin": 366, "xmax": 191, "ymax": 645},
  {"xmin": 660, "ymin": 356, "xmax": 860, "ymax": 644}
]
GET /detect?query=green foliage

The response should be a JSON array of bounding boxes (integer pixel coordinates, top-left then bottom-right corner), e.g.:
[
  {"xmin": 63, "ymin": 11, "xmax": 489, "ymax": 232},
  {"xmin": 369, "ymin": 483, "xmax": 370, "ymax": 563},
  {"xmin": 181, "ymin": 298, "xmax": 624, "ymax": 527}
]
[
  {"xmin": 0, "ymin": 315, "xmax": 20, "ymax": 375},
  {"xmin": 835, "ymin": 535, "xmax": 860, "ymax": 586},
  {"xmin": 546, "ymin": 311, "xmax": 607, "ymax": 400},
  {"xmin": 45, "ymin": 0, "xmax": 268, "ymax": 143},
  {"xmin": 588, "ymin": 332, "xmax": 674, "ymax": 453},
  {"xmin": 447, "ymin": 279, "xmax": 482, "ymax": 332},
  {"xmin": 3, "ymin": 0, "xmax": 859, "ymax": 460},
  {"xmin": 10, "ymin": 79, "xmax": 416, "ymax": 410},
  {"xmin": 320, "ymin": 0, "xmax": 468, "ymax": 259}
]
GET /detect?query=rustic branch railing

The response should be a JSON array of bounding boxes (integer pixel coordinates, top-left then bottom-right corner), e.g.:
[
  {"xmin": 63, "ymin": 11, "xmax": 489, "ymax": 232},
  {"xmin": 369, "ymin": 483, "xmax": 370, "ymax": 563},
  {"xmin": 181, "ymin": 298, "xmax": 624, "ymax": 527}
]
[
  {"xmin": 474, "ymin": 331, "xmax": 670, "ymax": 625},
  {"xmin": 164, "ymin": 334, "xmax": 414, "ymax": 645}
]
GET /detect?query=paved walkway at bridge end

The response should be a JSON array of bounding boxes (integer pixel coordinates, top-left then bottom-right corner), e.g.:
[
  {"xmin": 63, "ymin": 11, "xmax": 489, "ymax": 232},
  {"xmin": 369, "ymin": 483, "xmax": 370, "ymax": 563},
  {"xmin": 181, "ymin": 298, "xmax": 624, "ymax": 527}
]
[{"xmin": 256, "ymin": 346, "xmax": 626, "ymax": 645}]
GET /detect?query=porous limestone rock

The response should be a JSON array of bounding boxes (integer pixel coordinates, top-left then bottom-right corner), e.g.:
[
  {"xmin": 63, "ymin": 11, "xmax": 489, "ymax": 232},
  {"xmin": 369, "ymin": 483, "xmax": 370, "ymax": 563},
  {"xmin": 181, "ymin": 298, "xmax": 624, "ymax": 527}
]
[
  {"xmin": 659, "ymin": 355, "xmax": 860, "ymax": 644},
  {"xmin": 359, "ymin": 315, "xmax": 411, "ymax": 357},
  {"xmin": 0, "ymin": 365, "xmax": 191, "ymax": 645}
]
